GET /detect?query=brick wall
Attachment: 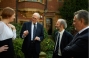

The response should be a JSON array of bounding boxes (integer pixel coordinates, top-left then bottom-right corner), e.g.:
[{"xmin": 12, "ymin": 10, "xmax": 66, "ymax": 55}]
[
  {"xmin": 0, "ymin": 0, "xmax": 16, "ymax": 9},
  {"xmin": 18, "ymin": 1, "xmax": 45, "ymax": 10}
]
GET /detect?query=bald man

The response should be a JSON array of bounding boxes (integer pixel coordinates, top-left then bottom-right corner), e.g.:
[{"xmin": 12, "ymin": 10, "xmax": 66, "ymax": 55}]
[
  {"xmin": 20, "ymin": 12, "xmax": 44, "ymax": 58},
  {"xmin": 52, "ymin": 19, "xmax": 73, "ymax": 58}
]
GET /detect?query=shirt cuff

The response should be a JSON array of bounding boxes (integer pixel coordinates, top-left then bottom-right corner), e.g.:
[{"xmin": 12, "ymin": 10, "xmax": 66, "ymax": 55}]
[{"xmin": 22, "ymin": 34, "xmax": 26, "ymax": 38}]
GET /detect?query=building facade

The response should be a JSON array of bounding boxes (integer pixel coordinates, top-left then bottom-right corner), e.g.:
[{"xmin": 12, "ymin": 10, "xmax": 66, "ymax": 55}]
[{"xmin": 0, "ymin": 0, "xmax": 64, "ymax": 35}]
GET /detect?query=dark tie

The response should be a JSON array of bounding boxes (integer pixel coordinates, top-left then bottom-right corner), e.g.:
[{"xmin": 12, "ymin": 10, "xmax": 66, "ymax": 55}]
[
  {"xmin": 33, "ymin": 23, "xmax": 36, "ymax": 40},
  {"xmin": 55, "ymin": 33, "xmax": 60, "ymax": 54}
]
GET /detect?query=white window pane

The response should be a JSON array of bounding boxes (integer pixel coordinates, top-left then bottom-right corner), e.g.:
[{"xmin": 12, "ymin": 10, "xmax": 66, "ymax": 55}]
[
  {"xmin": 33, "ymin": 0, "xmax": 37, "ymax": 1},
  {"xmin": 27, "ymin": 0, "xmax": 32, "ymax": 1},
  {"xmin": 40, "ymin": 0, "xmax": 43, "ymax": 3}
]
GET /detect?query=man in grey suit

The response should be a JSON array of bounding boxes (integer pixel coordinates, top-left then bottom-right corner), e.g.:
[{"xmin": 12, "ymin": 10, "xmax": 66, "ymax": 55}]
[
  {"xmin": 20, "ymin": 12, "xmax": 44, "ymax": 58},
  {"xmin": 62, "ymin": 10, "xmax": 89, "ymax": 58},
  {"xmin": 52, "ymin": 19, "xmax": 73, "ymax": 58}
]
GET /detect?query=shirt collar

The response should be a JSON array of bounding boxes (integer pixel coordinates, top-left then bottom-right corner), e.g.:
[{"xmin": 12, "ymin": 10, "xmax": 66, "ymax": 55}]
[
  {"xmin": 32, "ymin": 22, "xmax": 37, "ymax": 25},
  {"xmin": 79, "ymin": 26, "xmax": 89, "ymax": 34},
  {"xmin": 58, "ymin": 29, "xmax": 65, "ymax": 34}
]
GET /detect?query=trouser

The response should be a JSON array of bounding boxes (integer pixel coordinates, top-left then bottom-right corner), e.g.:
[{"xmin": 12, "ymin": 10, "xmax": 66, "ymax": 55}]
[
  {"xmin": 0, "ymin": 39, "xmax": 15, "ymax": 58},
  {"xmin": 24, "ymin": 41, "xmax": 39, "ymax": 58}
]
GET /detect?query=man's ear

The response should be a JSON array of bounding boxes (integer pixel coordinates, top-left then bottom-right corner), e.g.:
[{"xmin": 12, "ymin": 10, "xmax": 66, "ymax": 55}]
[
  {"xmin": 60, "ymin": 24, "xmax": 63, "ymax": 28},
  {"xmin": 80, "ymin": 18, "xmax": 85, "ymax": 24}
]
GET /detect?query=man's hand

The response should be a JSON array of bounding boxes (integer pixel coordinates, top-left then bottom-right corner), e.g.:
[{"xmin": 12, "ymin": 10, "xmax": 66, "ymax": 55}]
[
  {"xmin": 23, "ymin": 30, "xmax": 29, "ymax": 37},
  {"xmin": 34, "ymin": 36, "xmax": 40, "ymax": 41}
]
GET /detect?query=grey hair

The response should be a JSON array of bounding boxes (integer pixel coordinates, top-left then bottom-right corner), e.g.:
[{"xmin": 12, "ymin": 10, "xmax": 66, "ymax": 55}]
[
  {"xmin": 32, "ymin": 12, "xmax": 40, "ymax": 18},
  {"xmin": 74, "ymin": 10, "xmax": 89, "ymax": 25},
  {"xmin": 58, "ymin": 19, "xmax": 67, "ymax": 29}
]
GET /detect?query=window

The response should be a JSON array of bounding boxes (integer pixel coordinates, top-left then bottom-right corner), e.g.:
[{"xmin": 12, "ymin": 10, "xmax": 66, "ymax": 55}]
[
  {"xmin": 38, "ymin": 0, "xmax": 44, "ymax": 3},
  {"xmin": 40, "ymin": 0, "xmax": 43, "ymax": 3},
  {"xmin": 46, "ymin": 18, "xmax": 52, "ymax": 35},
  {"xmin": 27, "ymin": 0, "xmax": 32, "ymax": 1},
  {"xmin": 20, "ymin": 0, "xmax": 43, "ymax": 3},
  {"xmin": 20, "ymin": 0, "xmax": 33, "ymax": 2},
  {"xmin": 33, "ymin": 0, "xmax": 38, "ymax": 1},
  {"xmin": 26, "ymin": 0, "xmax": 38, "ymax": 2},
  {"xmin": 20, "ymin": 0, "xmax": 25, "ymax": 1}
]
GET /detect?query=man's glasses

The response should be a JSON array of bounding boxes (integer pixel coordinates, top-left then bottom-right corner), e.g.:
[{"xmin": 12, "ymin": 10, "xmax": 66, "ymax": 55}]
[{"xmin": 32, "ymin": 17, "xmax": 37, "ymax": 20}]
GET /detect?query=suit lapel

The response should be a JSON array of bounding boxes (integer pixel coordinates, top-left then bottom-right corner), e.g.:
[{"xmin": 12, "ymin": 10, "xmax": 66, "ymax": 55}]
[
  {"xmin": 69, "ymin": 28, "xmax": 88, "ymax": 45},
  {"xmin": 72, "ymin": 28, "xmax": 89, "ymax": 43},
  {"xmin": 62, "ymin": 31, "xmax": 67, "ymax": 43},
  {"xmin": 60, "ymin": 31, "xmax": 65, "ymax": 49},
  {"xmin": 61, "ymin": 31, "xmax": 65, "ymax": 43},
  {"xmin": 28, "ymin": 22, "xmax": 31, "ymax": 35},
  {"xmin": 55, "ymin": 32, "xmax": 59, "ymax": 42}
]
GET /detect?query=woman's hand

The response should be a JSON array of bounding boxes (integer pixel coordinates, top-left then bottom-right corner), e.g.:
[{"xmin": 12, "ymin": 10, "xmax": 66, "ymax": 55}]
[
  {"xmin": 8, "ymin": 24, "xmax": 16, "ymax": 30},
  {"xmin": 0, "ymin": 45, "xmax": 9, "ymax": 52}
]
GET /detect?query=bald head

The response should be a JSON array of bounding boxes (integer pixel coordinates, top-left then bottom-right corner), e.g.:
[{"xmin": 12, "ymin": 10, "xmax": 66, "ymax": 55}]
[
  {"xmin": 57, "ymin": 19, "xmax": 67, "ymax": 29},
  {"xmin": 32, "ymin": 12, "xmax": 41, "ymax": 23},
  {"xmin": 32, "ymin": 12, "xmax": 40, "ymax": 19}
]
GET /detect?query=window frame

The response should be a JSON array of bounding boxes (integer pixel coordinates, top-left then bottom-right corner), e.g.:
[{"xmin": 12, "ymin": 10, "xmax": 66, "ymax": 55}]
[{"xmin": 19, "ymin": 0, "xmax": 44, "ymax": 4}]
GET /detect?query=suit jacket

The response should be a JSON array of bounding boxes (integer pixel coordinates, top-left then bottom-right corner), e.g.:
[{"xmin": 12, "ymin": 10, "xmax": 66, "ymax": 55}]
[
  {"xmin": 20, "ymin": 21, "xmax": 44, "ymax": 54},
  {"xmin": 62, "ymin": 28, "xmax": 88, "ymax": 58},
  {"xmin": 53, "ymin": 30, "xmax": 73, "ymax": 56}
]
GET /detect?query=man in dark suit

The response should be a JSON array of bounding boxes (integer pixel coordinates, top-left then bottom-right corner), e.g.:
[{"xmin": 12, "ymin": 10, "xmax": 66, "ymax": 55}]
[
  {"xmin": 20, "ymin": 12, "xmax": 44, "ymax": 58},
  {"xmin": 62, "ymin": 10, "xmax": 88, "ymax": 58},
  {"xmin": 52, "ymin": 19, "xmax": 73, "ymax": 58}
]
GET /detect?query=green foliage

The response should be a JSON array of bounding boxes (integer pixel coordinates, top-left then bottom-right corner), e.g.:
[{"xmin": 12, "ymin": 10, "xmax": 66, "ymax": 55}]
[
  {"xmin": 12, "ymin": 23, "xmax": 22, "ymax": 38},
  {"xmin": 46, "ymin": 51, "xmax": 53, "ymax": 58},
  {"xmin": 58, "ymin": 0, "xmax": 88, "ymax": 33},
  {"xmin": 41, "ymin": 38, "xmax": 55, "ymax": 52},
  {"xmin": 52, "ymin": 28, "xmax": 58, "ymax": 41},
  {"xmin": 13, "ymin": 38, "xmax": 54, "ymax": 58},
  {"xmin": 59, "ymin": 0, "xmax": 88, "ymax": 19},
  {"xmin": 13, "ymin": 38, "xmax": 24, "ymax": 58},
  {"xmin": 44, "ymin": 28, "xmax": 48, "ymax": 39}
]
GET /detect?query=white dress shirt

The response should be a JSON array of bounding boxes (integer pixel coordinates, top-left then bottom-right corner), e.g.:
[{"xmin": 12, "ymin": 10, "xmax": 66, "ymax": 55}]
[
  {"xmin": 0, "ymin": 21, "xmax": 16, "ymax": 41},
  {"xmin": 31, "ymin": 22, "xmax": 37, "ymax": 41},
  {"xmin": 79, "ymin": 26, "xmax": 89, "ymax": 34},
  {"xmin": 58, "ymin": 29, "xmax": 65, "ymax": 56}
]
